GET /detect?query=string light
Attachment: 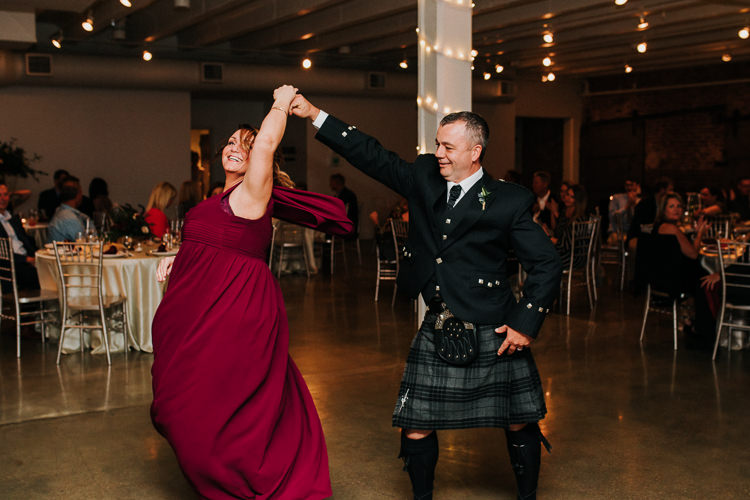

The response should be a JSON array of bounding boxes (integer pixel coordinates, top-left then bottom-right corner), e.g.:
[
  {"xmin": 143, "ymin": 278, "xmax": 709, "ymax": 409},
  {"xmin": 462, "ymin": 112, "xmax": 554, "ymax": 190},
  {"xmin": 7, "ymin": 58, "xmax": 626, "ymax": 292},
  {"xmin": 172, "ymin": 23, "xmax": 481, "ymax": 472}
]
[
  {"xmin": 624, "ymin": 64, "xmax": 633, "ymax": 73},
  {"xmin": 120, "ymin": 0, "xmax": 132, "ymax": 7},
  {"xmin": 547, "ymin": 71, "xmax": 556, "ymax": 81},
  {"xmin": 542, "ymin": 56, "xmax": 552, "ymax": 67},
  {"xmin": 142, "ymin": 49, "xmax": 153, "ymax": 61},
  {"xmin": 637, "ymin": 16, "xmax": 649, "ymax": 30},
  {"xmin": 483, "ymin": 72, "xmax": 491, "ymax": 80},
  {"xmin": 51, "ymin": 31, "xmax": 63, "ymax": 49},
  {"xmin": 636, "ymin": 41, "xmax": 647, "ymax": 53},
  {"xmin": 739, "ymin": 27, "xmax": 750, "ymax": 39},
  {"xmin": 722, "ymin": 53, "xmax": 732, "ymax": 62},
  {"xmin": 399, "ymin": 59, "xmax": 408, "ymax": 69},
  {"xmin": 495, "ymin": 64, "xmax": 504, "ymax": 73},
  {"xmin": 82, "ymin": 11, "xmax": 94, "ymax": 32},
  {"xmin": 302, "ymin": 57, "xmax": 312, "ymax": 69},
  {"xmin": 615, "ymin": 0, "xmax": 628, "ymax": 5}
]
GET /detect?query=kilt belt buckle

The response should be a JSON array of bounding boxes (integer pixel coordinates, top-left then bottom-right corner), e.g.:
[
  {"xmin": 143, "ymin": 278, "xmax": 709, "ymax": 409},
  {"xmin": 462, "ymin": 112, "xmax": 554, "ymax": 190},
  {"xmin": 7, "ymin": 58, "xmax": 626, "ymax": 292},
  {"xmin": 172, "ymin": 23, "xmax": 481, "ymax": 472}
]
[{"xmin": 433, "ymin": 303, "xmax": 479, "ymax": 366}]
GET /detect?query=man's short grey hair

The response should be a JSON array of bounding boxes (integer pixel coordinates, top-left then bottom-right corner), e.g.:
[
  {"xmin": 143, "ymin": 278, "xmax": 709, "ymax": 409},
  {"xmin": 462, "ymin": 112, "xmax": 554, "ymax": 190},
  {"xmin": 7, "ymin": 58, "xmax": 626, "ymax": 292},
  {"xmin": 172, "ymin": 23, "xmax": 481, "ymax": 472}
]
[{"xmin": 439, "ymin": 111, "xmax": 490, "ymax": 161}]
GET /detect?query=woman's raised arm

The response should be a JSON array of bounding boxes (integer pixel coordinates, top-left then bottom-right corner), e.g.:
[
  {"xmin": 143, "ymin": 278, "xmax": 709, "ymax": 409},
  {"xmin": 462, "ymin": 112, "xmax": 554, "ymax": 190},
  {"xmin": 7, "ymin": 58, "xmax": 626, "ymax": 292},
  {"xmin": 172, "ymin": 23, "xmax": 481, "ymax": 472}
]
[{"xmin": 230, "ymin": 85, "xmax": 297, "ymax": 219}]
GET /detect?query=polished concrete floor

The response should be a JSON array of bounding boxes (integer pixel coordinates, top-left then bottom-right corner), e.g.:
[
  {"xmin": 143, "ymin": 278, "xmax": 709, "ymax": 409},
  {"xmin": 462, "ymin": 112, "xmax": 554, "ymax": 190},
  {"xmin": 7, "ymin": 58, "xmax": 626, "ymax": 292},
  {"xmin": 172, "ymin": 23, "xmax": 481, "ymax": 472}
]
[{"xmin": 1, "ymin": 252, "xmax": 749, "ymax": 499}]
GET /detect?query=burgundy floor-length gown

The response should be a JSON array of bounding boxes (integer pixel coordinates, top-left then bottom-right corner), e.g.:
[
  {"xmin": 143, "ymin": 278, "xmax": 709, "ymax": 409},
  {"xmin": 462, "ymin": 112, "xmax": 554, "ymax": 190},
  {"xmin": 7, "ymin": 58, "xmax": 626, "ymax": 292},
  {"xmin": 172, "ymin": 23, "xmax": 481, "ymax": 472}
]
[{"xmin": 151, "ymin": 184, "xmax": 352, "ymax": 500}]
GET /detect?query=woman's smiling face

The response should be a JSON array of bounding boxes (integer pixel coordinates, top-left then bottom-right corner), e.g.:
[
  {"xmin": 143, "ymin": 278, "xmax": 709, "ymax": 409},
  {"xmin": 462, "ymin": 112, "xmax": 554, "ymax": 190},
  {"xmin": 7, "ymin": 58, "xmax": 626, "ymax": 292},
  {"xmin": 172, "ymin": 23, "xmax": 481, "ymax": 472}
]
[{"xmin": 222, "ymin": 129, "xmax": 254, "ymax": 175}]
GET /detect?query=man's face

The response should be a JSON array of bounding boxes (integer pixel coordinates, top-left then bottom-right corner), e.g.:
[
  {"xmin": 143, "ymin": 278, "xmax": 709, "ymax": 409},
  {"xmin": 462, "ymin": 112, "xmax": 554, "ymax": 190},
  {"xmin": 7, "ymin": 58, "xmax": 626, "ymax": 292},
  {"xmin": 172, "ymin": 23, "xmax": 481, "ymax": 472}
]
[
  {"xmin": 0, "ymin": 185, "xmax": 9, "ymax": 211},
  {"xmin": 532, "ymin": 175, "xmax": 548, "ymax": 197},
  {"xmin": 63, "ymin": 181, "xmax": 83, "ymax": 207},
  {"xmin": 435, "ymin": 121, "xmax": 481, "ymax": 183}
]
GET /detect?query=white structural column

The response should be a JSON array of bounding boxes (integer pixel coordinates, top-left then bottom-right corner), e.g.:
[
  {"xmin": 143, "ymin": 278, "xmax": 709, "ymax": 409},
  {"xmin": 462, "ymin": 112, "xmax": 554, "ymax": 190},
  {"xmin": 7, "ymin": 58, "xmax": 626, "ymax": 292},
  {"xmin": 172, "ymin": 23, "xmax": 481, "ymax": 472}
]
[
  {"xmin": 417, "ymin": 0, "xmax": 473, "ymax": 319},
  {"xmin": 416, "ymin": 0, "xmax": 473, "ymax": 154}
]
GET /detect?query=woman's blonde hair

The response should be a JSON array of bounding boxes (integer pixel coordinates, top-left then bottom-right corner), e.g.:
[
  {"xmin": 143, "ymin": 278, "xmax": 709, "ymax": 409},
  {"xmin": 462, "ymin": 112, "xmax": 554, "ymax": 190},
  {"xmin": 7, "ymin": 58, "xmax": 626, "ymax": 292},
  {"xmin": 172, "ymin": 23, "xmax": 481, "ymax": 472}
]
[
  {"xmin": 146, "ymin": 182, "xmax": 177, "ymax": 212},
  {"xmin": 218, "ymin": 125, "xmax": 295, "ymax": 189}
]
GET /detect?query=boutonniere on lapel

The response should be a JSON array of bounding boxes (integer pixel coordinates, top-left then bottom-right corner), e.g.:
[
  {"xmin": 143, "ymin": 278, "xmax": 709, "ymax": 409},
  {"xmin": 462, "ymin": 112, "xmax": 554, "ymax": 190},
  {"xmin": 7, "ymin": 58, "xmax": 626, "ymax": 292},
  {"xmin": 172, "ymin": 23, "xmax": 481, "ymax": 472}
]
[{"xmin": 478, "ymin": 187, "xmax": 492, "ymax": 211}]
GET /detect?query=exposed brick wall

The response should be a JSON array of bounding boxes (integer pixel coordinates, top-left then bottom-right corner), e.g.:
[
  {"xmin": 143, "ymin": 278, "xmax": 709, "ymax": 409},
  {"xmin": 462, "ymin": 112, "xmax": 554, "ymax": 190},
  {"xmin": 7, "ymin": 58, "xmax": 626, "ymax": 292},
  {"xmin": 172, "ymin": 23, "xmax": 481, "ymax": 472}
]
[{"xmin": 583, "ymin": 82, "xmax": 750, "ymax": 193}]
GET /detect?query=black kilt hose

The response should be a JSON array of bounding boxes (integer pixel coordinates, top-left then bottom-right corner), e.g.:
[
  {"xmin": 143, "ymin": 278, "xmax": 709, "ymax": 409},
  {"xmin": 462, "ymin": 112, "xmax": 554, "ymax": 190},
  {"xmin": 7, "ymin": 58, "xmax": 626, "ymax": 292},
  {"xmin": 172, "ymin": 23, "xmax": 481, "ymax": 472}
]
[{"xmin": 393, "ymin": 314, "xmax": 546, "ymax": 430}]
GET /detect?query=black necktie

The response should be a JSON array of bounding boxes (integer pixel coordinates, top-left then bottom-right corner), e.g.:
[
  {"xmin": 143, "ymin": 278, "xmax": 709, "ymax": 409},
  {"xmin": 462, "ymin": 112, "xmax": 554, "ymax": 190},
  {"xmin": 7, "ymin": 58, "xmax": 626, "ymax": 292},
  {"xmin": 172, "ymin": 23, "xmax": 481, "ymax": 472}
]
[{"xmin": 447, "ymin": 185, "xmax": 462, "ymax": 208}]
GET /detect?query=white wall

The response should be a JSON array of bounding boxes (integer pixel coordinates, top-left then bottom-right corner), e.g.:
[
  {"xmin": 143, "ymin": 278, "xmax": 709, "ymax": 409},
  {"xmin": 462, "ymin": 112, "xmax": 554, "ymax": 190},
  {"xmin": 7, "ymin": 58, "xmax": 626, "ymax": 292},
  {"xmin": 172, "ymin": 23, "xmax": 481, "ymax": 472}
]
[{"xmin": 0, "ymin": 86, "xmax": 190, "ymax": 216}]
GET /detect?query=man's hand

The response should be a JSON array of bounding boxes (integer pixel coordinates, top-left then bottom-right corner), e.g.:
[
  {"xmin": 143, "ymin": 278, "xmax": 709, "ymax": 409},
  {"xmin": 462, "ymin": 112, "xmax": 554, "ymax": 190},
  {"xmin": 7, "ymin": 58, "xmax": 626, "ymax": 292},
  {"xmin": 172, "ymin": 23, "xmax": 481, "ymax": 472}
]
[
  {"xmin": 290, "ymin": 94, "xmax": 320, "ymax": 121},
  {"xmin": 495, "ymin": 324, "xmax": 533, "ymax": 356}
]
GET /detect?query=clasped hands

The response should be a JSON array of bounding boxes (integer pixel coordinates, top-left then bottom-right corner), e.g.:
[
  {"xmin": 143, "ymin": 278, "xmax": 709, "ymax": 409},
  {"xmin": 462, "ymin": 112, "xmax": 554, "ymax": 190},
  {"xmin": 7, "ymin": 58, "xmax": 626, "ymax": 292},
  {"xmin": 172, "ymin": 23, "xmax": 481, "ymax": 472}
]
[{"xmin": 496, "ymin": 325, "xmax": 533, "ymax": 356}]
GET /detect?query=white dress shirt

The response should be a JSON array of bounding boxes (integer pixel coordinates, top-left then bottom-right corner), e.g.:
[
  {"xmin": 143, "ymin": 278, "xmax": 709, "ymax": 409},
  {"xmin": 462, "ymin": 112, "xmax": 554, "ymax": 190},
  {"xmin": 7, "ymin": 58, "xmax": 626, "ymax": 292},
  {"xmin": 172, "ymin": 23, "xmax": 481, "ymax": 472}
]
[{"xmin": 0, "ymin": 210, "xmax": 27, "ymax": 256}]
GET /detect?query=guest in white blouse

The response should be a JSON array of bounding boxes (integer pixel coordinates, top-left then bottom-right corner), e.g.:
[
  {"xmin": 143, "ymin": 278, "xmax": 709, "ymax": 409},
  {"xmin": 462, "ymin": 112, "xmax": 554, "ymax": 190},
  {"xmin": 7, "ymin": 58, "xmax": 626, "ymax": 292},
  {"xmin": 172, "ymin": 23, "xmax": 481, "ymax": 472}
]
[{"xmin": 0, "ymin": 182, "xmax": 39, "ymax": 292}]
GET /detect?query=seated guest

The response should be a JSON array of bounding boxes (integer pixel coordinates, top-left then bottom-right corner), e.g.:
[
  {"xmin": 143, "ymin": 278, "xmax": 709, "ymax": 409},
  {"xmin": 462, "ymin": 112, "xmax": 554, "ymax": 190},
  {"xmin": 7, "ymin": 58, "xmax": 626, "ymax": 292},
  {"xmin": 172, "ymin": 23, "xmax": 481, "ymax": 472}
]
[
  {"xmin": 531, "ymin": 170, "xmax": 559, "ymax": 229},
  {"xmin": 608, "ymin": 179, "xmax": 640, "ymax": 239},
  {"xmin": 653, "ymin": 193, "xmax": 715, "ymax": 348},
  {"xmin": 0, "ymin": 182, "xmax": 40, "ymax": 292},
  {"xmin": 696, "ymin": 185, "xmax": 726, "ymax": 217},
  {"xmin": 89, "ymin": 177, "xmax": 113, "ymax": 214},
  {"xmin": 144, "ymin": 182, "xmax": 177, "ymax": 239},
  {"xmin": 627, "ymin": 176, "xmax": 673, "ymax": 251},
  {"xmin": 728, "ymin": 175, "xmax": 750, "ymax": 220},
  {"xmin": 47, "ymin": 176, "xmax": 91, "ymax": 243},
  {"xmin": 37, "ymin": 169, "xmax": 69, "ymax": 221},
  {"xmin": 545, "ymin": 184, "xmax": 587, "ymax": 267},
  {"xmin": 177, "ymin": 180, "xmax": 202, "ymax": 218}
]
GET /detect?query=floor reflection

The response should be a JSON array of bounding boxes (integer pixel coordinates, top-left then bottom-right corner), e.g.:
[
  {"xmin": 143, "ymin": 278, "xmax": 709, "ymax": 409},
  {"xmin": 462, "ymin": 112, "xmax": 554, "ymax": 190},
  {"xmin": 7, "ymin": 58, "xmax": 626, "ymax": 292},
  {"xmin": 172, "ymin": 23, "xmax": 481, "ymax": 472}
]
[{"xmin": 1, "ymin": 257, "xmax": 748, "ymax": 499}]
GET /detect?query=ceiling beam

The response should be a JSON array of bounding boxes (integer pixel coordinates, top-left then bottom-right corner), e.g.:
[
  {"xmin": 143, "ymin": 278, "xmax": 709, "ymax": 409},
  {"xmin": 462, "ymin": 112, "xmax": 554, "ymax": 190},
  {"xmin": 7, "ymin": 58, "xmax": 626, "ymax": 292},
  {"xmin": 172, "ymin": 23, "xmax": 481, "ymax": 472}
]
[
  {"xmin": 282, "ymin": 9, "xmax": 416, "ymax": 54},
  {"xmin": 178, "ymin": 0, "xmax": 353, "ymax": 47},
  {"xmin": 229, "ymin": 0, "xmax": 413, "ymax": 50}
]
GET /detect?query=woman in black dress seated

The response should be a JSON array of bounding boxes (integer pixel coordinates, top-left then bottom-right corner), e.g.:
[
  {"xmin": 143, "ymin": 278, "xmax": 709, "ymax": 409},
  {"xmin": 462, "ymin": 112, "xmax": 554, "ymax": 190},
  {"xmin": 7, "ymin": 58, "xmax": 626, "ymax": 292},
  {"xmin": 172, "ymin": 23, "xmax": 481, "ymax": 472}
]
[{"xmin": 653, "ymin": 193, "xmax": 716, "ymax": 348}]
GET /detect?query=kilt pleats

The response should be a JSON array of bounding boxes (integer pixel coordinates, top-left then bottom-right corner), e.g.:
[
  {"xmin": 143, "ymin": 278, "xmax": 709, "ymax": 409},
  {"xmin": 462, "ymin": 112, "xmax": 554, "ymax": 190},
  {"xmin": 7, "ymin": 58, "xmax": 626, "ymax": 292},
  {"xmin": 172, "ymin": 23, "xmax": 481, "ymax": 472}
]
[{"xmin": 392, "ymin": 315, "xmax": 547, "ymax": 430}]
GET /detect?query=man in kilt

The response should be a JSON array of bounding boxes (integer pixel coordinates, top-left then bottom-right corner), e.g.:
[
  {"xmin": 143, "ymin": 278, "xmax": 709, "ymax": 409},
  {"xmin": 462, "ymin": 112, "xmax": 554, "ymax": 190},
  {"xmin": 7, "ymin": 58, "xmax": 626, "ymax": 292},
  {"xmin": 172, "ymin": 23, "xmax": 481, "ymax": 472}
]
[{"xmin": 292, "ymin": 95, "xmax": 562, "ymax": 500}]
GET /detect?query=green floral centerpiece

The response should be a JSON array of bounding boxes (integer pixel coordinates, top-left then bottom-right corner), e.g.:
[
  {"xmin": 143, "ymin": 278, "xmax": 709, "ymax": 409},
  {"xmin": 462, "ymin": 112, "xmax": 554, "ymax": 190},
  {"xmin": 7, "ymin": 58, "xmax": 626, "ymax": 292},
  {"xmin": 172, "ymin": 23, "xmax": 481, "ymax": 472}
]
[
  {"xmin": 0, "ymin": 138, "xmax": 45, "ymax": 180},
  {"xmin": 106, "ymin": 204, "xmax": 152, "ymax": 241}
]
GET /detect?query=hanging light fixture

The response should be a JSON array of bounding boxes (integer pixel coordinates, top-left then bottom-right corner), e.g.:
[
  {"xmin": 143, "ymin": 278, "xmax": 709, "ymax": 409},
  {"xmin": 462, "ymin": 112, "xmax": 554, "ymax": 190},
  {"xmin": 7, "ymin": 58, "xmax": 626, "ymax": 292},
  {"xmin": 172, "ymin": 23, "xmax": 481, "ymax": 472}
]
[
  {"xmin": 637, "ymin": 16, "xmax": 649, "ymax": 30},
  {"xmin": 51, "ymin": 31, "xmax": 63, "ymax": 49},
  {"xmin": 722, "ymin": 53, "xmax": 732, "ymax": 62},
  {"xmin": 495, "ymin": 64, "xmax": 504, "ymax": 73},
  {"xmin": 636, "ymin": 41, "xmax": 647, "ymax": 53},
  {"xmin": 546, "ymin": 71, "xmax": 556, "ymax": 81},
  {"xmin": 542, "ymin": 24, "xmax": 554, "ymax": 44},
  {"xmin": 624, "ymin": 64, "xmax": 633, "ymax": 73},
  {"xmin": 739, "ymin": 27, "xmax": 750, "ymax": 39},
  {"xmin": 142, "ymin": 49, "xmax": 153, "ymax": 61},
  {"xmin": 82, "ymin": 11, "xmax": 94, "ymax": 32},
  {"xmin": 615, "ymin": 0, "xmax": 628, "ymax": 5},
  {"xmin": 399, "ymin": 58, "xmax": 408, "ymax": 69},
  {"xmin": 120, "ymin": 0, "xmax": 132, "ymax": 7},
  {"xmin": 302, "ymin": 58, "xmax": 312, "ymax": 69},
  {"xmin": 542, "ymin": 56, "xmax": 552, "ymax": 67},
  {"xmin": 483, "ymin": 72, "xmax": 491, "ymax": 80}
]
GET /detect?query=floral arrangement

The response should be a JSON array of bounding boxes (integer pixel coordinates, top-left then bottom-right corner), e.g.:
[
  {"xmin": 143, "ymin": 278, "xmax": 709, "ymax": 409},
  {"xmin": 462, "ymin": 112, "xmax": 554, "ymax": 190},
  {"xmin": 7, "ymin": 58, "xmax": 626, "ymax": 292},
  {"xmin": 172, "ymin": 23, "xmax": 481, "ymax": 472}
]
[
  {"xmin": 0, "ymin": 138, "xmax": 45, "ymax": 180},
  {"xmin": 105, "ymin": 204, "xmax": 152, "ymax": 241}
]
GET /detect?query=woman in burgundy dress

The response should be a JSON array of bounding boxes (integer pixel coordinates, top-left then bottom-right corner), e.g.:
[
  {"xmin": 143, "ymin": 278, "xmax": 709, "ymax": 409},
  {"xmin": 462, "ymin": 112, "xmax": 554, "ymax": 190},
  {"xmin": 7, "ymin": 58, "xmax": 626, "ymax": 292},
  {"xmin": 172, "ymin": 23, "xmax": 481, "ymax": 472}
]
[{"xmin": 151, "ymin": 85, "xmax": 351, "ymax": 499}]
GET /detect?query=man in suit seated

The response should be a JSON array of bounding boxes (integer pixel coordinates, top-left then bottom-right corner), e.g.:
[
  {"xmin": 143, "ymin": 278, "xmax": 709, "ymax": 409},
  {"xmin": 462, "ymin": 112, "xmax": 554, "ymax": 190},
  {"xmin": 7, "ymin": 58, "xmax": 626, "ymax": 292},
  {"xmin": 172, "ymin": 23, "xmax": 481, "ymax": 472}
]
[
  {"xmin": 291, "ymin": 95, "xmax": 561, "ymax": 500},
  {"xmin": 37, "ymin": 169, "xmax": 69, "ymax": 221},
  {"xmin": 0, "ymin": 182, "xmax": 40, "ymax": 292}
]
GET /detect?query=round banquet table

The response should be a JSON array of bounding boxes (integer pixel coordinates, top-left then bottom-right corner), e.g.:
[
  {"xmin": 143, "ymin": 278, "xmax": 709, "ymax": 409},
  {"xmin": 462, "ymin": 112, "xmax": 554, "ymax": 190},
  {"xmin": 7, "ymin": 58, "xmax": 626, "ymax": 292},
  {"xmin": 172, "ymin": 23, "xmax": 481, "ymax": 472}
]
[{"xmin": 35, "ymin": 247, "xmax": 170, "ymax": 355}]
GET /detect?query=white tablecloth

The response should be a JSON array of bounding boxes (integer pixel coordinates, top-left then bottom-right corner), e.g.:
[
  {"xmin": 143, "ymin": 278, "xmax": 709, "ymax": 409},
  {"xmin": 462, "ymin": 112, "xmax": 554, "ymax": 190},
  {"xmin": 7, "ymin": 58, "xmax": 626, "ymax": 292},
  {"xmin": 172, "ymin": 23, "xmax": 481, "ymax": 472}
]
[{"xmin": 35, "ymin": 249, "xmax": 166, "ymax": 355}]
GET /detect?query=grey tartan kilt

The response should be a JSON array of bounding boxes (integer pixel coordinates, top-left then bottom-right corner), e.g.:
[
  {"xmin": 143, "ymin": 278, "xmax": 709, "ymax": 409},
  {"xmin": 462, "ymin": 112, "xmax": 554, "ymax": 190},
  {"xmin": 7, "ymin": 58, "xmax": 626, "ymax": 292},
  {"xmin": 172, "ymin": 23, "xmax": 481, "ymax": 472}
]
[{"xmin": 392, "ymin": 313, "xmax": 547, "ymax": 430}]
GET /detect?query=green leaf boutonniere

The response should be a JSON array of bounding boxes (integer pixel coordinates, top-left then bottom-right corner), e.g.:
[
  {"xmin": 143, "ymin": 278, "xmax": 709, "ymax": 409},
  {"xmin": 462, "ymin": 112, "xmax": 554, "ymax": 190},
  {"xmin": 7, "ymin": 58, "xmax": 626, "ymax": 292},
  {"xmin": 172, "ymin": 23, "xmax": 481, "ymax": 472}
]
[{"xmin": 478, "ymin": 187, "xmax": 492, "ymax": 211}]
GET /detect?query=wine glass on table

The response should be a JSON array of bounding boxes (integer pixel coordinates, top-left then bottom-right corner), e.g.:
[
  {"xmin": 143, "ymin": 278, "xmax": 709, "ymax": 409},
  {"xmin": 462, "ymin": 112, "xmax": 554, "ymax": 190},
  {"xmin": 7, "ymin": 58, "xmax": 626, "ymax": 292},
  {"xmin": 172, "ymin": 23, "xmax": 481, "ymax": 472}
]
[{"xmin": 123, "ymin": 235, "xmax": 133, "ymax": 256}]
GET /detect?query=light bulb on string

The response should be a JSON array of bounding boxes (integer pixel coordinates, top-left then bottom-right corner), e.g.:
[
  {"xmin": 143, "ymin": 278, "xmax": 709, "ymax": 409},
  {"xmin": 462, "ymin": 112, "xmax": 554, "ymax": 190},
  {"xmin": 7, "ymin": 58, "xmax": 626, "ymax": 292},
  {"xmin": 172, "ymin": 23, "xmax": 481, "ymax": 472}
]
[
  {"xmin": 51, "ymin": 31, "xmax": 63, "ymax": 49},
  {"xmin": 624, "ymin": 64, "xmax": 633, "ymax": 73},
  {"xmin": 722, "ymin": 53, "xmax": 732, "ymax": 62},
  {"xmin": 120, "ymin": 0, "xmax": 132, "ymax": 7},
  {"xmin": 739, "ymin": 27, "xmax": 750, "ymax": 39},
  {"xmin": 615, "ymin": 0, "xmax": 628, "ymax": 5},
  {"xmin": 399, "ymin": 59, "xmax": 408, "ymax": 69},
  {"xmin": 543, "ymin": 31, "xmax": 554, "ymax": 44},
  {"xmin": 638, "ymin": 16, "xmax": 649, "ymax": 30},
  {"xmin": 82, "ymin": 11, "xmax": 94, "ymax": 32},
  {"xmin": 483, "ymin": 72, "xmax": 491, "ymax": 80},
  {"xmin": 542, "ymin": 56, "xmax": 552, "ymax": 67},
  {"xmin": 637, "ymin": 41, "xmax": 647, "ymax": 53},
  {"xmin": 302, "ymin": 58, "xmax": 312, "ymax": 69},
  {"xmin": 495, "ymin": 64, "xmax": 504, "ymax": 73},
  {"xmin": 142, "ymin": 49, "xmax": 153, "ymax": 61},
  {"xmin": 547, "ymin": 71, "xmax": 556, "ymax": 81}
]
